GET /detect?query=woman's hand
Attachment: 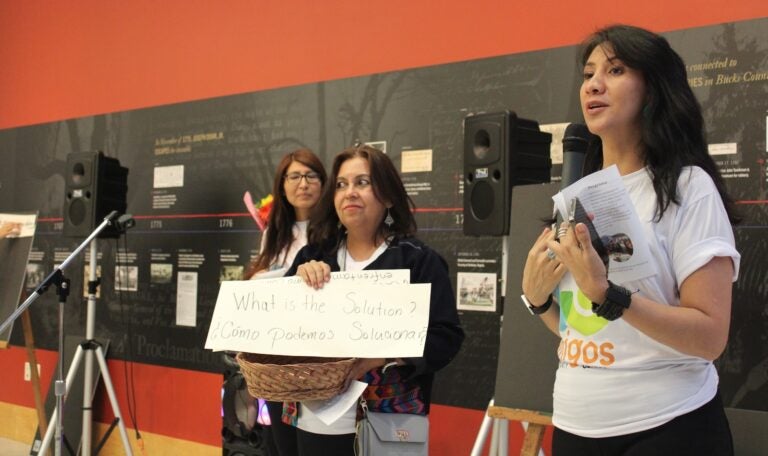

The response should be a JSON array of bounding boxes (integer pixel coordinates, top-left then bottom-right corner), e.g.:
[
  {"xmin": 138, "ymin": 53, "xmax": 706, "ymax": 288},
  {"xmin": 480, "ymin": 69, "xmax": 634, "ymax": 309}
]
[
  {"xmin": 0, "ymin": 222, "xmax": 21, "ymax": 239},
  {"xmin": 342, "ymin": 358, "xmax": 385, "ymax": 391},
  {"xmin": 296, "ymin": 260, "xmax": 331, "ymax": 289},
  {"xmin": 547, "ymin": 222, "xmax": 609, "ymax": 303},
  {"xmin": 522, "ymin": 227, "xmax": 567, "ymax": 305}
]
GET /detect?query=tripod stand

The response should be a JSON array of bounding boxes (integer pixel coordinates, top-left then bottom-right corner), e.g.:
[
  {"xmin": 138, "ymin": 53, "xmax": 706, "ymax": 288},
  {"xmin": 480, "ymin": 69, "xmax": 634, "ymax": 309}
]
[
  {"xmin": 471, "ymin": 236, "xmax": 510, "ymax": 456},
  {"xmin": 0, "ymin": 211, "xmax": 134, "ymax": 456},
  {"xmin": 37, "ymin": 239, "xmax": 133, "ymax": 456},
  {"xmin": 470, "ymin": 237, "xmax": 547, "ymax": 456}
]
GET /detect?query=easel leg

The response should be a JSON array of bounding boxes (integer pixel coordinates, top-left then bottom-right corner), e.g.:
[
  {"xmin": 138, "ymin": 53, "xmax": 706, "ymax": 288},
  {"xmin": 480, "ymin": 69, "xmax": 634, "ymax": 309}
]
[
  {"xmin": 22, "ymin": 309, "xmax": 49, "ymax": 455},
  {"xmin": 520, "ymin": 423, "xmax": 546, "ymax": 456}
]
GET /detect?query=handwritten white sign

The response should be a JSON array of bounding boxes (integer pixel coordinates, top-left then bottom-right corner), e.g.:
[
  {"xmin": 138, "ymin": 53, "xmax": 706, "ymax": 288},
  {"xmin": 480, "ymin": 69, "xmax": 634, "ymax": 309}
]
[{"xmin": 205, "ymin": 270, "xmax": 431, "ymax": 357}]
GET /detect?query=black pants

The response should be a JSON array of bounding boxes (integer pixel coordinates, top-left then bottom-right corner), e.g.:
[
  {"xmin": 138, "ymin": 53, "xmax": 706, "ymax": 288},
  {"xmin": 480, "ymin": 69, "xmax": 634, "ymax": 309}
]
[
  {"xmin": 552, "ymin": 392, "xmax": 733, "ymax": 456},
  {"xmin": 266, "ymin": 401, "xmax": 297, "ymax": 456},
  {"xmin": 265, "ymin": 401, "xmax": 356, "ymax": 456},
  {"xmin": 295, "ymin": 429, "xmax": 355, "ymax": 456}
]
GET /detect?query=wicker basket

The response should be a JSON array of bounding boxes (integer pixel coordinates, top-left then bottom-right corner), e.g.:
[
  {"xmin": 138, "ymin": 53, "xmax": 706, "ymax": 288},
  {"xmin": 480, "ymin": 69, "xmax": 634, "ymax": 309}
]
[{"xmin": 236, "ymin": 353, "xmax": 356, "ymax": 401}]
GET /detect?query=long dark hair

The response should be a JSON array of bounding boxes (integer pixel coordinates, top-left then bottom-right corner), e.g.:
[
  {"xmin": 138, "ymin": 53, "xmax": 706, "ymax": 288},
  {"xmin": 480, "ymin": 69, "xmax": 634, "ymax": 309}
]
[
  {"xmin": 249, "ymin": 148, "xmax": 327, "ymax": 274},
  {"xmin": 308, "ymin": 144, "xmax": 417, "ymax": 254},
  {"xmin": 580, "ymin": 25, "xmax": 739, "ymax": 224}
]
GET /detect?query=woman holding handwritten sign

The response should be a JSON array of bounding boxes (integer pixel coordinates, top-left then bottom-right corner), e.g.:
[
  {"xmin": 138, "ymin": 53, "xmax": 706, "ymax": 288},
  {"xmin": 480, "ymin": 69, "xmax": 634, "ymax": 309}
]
[
  {"xmin": 246, "ymin": 148, "xmax": 326, "ymax": 455},
  {"xmin": 522, "ymin": 25, "xmax": 740, "ymax": 455},
  {"xmin": 280, "ymin": 144, "xmax": 464, "ymax": 454}
]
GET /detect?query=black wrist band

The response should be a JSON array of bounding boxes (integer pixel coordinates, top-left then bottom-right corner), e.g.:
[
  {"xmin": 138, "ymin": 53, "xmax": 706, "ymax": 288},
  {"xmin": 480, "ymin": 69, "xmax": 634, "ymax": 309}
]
[
  {"xmin": 591, "ymin": 281, "xmax": 632, "ymax": 321},
  {"xmin": 521, "ymin": 294, "xmax": 553, "ymax": 315}
]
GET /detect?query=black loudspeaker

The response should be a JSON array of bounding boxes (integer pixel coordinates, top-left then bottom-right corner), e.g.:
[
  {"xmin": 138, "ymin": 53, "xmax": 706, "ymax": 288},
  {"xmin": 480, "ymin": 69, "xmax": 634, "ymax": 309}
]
[
  {"xmin": 222, "ymin": 355, "xmax": 272, "ymax": 456},
  {"xmin": 224, "ymin": 439, "xmax": 268, "ymax": 456},
  {"xmin": 63, "ymin": 151, "xmax": 128, "ymax": 238},
  {"xmin": 463, "ymin": 111, "xmax": 552, "ymax": 236}
]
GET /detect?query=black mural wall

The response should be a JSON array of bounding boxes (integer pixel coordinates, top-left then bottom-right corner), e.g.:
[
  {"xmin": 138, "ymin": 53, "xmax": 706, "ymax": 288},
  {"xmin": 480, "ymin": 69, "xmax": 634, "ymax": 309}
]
[{"xmin": 0, "ymin": 18, "xmax": 765, "ymax": 413}]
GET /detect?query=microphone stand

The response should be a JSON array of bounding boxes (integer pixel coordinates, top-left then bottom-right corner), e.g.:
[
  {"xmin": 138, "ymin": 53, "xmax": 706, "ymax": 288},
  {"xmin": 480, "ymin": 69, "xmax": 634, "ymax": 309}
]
[{"xmin": 0, "ymin": 211, "xmax": 134, "ymax": 456}]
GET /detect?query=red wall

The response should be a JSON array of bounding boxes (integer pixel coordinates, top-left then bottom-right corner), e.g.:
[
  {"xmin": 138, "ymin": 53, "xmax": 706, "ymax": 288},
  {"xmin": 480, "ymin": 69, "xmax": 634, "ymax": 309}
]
[
  {"xmin": 1, "ymin": 1, "xmax": 766, "ymax": 454},
  {"xmin": 0, "ymin": 1, "xmax": 765, "ymax": 130}
]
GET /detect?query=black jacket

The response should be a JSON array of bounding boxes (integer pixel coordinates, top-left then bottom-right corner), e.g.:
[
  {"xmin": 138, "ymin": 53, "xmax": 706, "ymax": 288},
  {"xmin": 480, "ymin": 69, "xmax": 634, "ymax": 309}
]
[{"xmin": 286, "ymin": 236, "xmax": 465, "ymax": 410}]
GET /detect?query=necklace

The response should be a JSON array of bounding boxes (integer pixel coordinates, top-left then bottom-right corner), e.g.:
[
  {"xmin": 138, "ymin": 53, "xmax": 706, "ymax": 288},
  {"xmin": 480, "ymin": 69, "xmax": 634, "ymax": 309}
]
[{"xmin": 338, "ymin": 237, "xmax": 389, "ymax": 272}]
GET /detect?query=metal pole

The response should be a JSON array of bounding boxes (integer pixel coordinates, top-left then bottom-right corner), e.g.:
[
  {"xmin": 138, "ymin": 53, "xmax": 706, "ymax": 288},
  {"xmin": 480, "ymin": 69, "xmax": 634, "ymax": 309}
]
[
  {"xmin": 54, "ymin": 279, "xmax": 68, "ymax": 456},
  {"xmin": 94, "ymin": 346, "xmax": 133, "ymax": 455},
  {"xmin": 81, "ymin": 240, "xmax": 97, "ymax": 455},
  {"xmin": 42, "ymin": 345, "xmax": 83, "ymax": 456},
  {"xmin": 471, "ymin": 399, "xmax": 495, "ymax": 456}
]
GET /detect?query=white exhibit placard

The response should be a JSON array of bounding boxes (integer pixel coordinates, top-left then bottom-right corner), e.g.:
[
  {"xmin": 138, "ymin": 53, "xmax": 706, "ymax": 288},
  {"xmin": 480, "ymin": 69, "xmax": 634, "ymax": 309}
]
[
  {"xmin": 153, "ymin": 164, "xmax": 185, "ymax": 188},
  {"xmin": 176, "ymin": 271, "xmax": 198, "ymax": 327},
  {"xmin": 205, "ymin": 270, "xmax": 430, "ymax": 358}
]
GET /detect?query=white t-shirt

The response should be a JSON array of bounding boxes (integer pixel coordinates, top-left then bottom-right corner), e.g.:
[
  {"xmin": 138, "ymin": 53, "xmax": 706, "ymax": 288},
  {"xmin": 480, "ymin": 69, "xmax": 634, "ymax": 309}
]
[
  {"xmin": 251, "ymin": 220, "xmax": 308, "ymax": 279},
  {"xmin": 297, "ymin": 241, "xmax": 388, "ymax": 435},
  {"xmin": 553, "ymin": 166, "xmax": 740, "ymax": 437}
]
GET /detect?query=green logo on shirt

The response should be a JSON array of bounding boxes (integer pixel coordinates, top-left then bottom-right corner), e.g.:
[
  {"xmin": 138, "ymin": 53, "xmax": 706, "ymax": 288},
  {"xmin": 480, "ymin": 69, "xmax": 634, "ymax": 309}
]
[{"xmin": 559, "ymin": 289, "xmax": 608, "ymax": 335}]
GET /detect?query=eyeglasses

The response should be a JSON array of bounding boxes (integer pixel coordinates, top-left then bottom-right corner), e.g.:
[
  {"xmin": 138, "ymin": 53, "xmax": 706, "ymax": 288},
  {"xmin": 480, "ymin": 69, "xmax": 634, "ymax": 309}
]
[{"xmin": 284, "ymin": 172, "xmax": 321, "ymax": 184}]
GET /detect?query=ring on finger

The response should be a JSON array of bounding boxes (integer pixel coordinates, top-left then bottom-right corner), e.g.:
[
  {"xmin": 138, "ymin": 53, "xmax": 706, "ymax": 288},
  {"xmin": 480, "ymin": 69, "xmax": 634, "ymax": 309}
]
[{"xmin": 546, "ymin": 248, "xmax": 557, "ymax": 261}]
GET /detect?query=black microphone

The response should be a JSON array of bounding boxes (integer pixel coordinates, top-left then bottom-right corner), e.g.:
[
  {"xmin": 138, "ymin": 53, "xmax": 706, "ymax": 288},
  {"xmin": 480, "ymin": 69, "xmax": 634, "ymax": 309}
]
[
  {"xmin": 558, "ymin": 124, "xmax": 606, "ymax": 264},
  {"xmin": 560, "ymin": 123, "xmax": 592, "ymax": 189}
]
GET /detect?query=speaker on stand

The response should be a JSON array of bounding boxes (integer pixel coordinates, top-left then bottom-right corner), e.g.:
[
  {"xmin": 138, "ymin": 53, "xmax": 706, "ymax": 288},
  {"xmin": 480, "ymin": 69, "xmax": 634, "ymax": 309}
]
[
  {"xmin": 463, "ymin": 111, "xmax": 553, "ymax": 453},
  {"xmin": 463, "ymin": 111, "xmax": 552, "ymax": 236},
  {"xmin": 33, "ymin": 151, "xmax": 132, "ymax": 456},
  {"xmin": 63, "ymin": 151, "xmax": 128, "ymax": 238}
]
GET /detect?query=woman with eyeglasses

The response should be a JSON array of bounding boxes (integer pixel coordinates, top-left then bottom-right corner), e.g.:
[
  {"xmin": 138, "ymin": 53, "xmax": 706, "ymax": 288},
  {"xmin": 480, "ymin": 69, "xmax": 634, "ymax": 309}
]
[
  {"xmin": 246, "ymin": 148, "xmax": 327, "ymax": 456},
  {"xmin": 280, "ymin": 145, "xmax": 464, "ymax": 455},
  {"xmin": 248, "ymin": 148, "xmax": 327, "ymax": 277}
]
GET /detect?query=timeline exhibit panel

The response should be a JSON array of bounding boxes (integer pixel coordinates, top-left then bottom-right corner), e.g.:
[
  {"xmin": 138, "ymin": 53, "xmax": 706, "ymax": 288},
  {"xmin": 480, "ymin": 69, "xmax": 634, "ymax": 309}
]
[{"xmin": 1, "ymin": 18, "xmax": 765, "ymax": 412}]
